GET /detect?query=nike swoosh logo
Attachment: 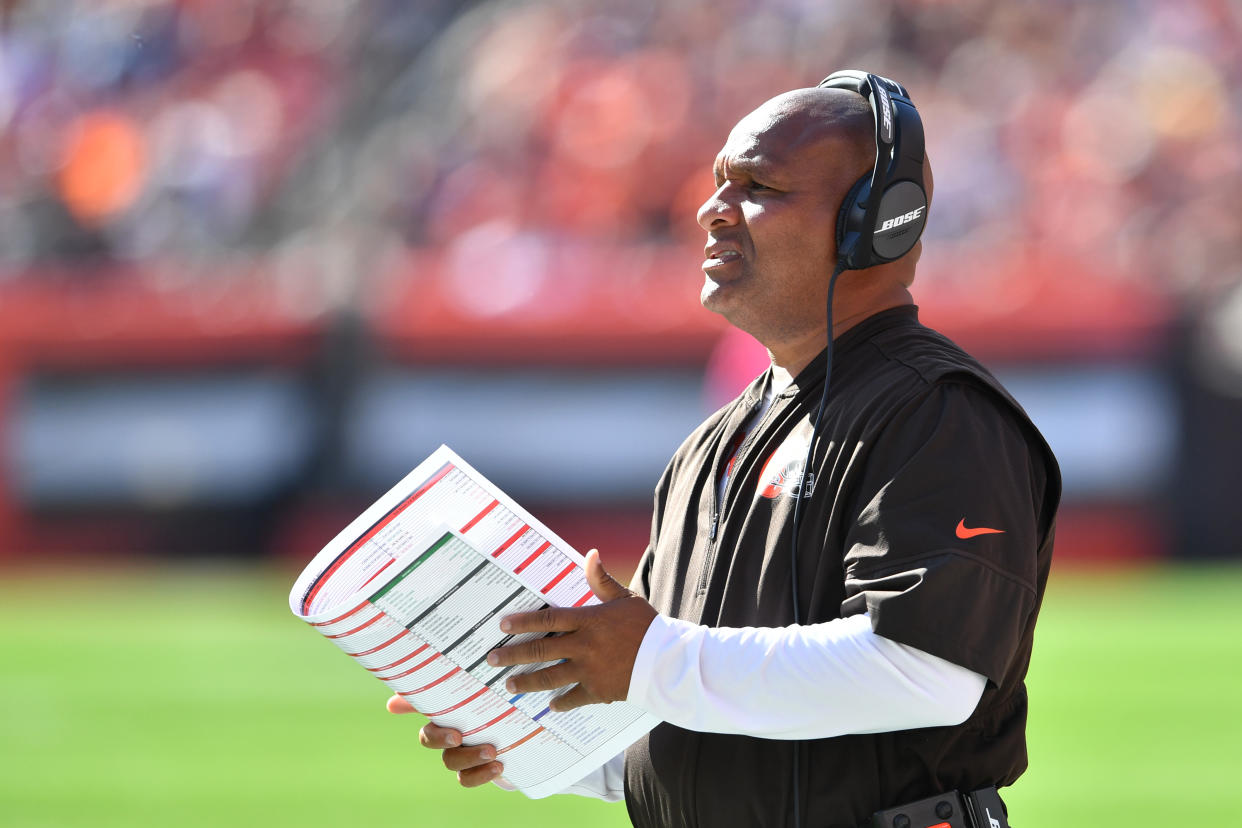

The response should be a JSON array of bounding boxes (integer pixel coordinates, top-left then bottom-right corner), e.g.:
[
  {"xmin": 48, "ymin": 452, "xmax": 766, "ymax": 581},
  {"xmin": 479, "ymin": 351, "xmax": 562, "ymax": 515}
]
[{"xmin": 956, "ymin": 519, "xmax": 1005, "ymax": 539}]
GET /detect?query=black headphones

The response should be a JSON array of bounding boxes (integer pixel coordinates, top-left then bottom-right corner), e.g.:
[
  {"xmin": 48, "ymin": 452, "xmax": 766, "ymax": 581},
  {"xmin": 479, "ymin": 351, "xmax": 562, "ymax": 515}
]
[
  {"xmin": 787, "ymin": 72, "xmax": 929, "ymax": 828},
  {"xmin": 817, "ymin": 70, "xmax": 928, "ymax": 270}
]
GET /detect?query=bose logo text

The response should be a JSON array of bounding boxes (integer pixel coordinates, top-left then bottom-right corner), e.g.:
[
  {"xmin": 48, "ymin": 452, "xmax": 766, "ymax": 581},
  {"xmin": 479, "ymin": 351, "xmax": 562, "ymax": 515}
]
[
  {"xmin": 876, "ymin": 85, "xmax": 893, "ymax": 144},
  {"xmin": 876, "ymin": 206, "xmax": 925, "ymax": 235}
]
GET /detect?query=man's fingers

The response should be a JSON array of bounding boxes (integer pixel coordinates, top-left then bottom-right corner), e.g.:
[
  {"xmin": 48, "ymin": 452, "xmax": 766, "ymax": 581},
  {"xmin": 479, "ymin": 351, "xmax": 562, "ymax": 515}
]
[
  {"xmin": 419, "ymin": 722, "xmax": 463, "ymax": 750},
  {"xmin": 504, "ymin": 661, "xmax": 577, "ymax": 694},
  {"xmin": 549, "ymin": 683, "xmax": 597, "ymax": 713},
  {"xmin": 417, "ymin": 721, "xmax": 503, "ymax": 787},
  {"xmin": 500, "ymin": 606, "xmax": 576, "ymax": 635},
  {"xmin": 457, "ymin": 761, "xmax": 505, "ymax": 788},
  {"xmin": 387, "ymin": 694, "xmax": 418, "ymax": 715},
  {"xmin": 440, "ymin": 743, "xmax": 498, "ymax": 772},
  {"xmin": 584, "ymin": 549, "xmax": 630, "ymax": 603},
  {"xmin": 496, "ymin": 550, "xmax": 629, "ymax": 637},
  {"xmin": 488, "ymin": 634, "xmax": 568, "ymax": 668}
]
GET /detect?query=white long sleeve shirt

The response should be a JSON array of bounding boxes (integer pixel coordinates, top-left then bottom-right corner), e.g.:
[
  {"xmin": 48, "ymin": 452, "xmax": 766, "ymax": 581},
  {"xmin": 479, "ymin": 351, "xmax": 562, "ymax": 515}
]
[{"xmin": 555, "ymin": 612, "xmax": 986, "ymax": 801}]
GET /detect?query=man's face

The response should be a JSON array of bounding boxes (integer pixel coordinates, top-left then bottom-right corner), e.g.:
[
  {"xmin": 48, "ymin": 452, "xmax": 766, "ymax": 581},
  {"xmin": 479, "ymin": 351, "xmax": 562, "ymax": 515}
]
[{"xmin": 696, "ymin": 97, "xmax": 868, "ymax": 349}]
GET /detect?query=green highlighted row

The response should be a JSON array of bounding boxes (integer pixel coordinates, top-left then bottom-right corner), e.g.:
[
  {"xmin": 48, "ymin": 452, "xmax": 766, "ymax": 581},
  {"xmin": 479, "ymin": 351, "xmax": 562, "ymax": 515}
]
[{"xmin": 369, "ymin": 532, "xmax": 454, "ymax": 603}]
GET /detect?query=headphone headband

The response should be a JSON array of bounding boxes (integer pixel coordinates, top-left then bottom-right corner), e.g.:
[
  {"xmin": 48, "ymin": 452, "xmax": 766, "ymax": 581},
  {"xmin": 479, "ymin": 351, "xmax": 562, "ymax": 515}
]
[{"xmin": 817, "ymin": 70, "xmax": 928, "ymax": 270}]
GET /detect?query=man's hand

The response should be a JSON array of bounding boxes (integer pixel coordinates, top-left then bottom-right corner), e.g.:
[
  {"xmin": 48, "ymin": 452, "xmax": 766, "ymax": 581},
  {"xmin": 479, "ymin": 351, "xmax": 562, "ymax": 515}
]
[
  {"xmin": 387, "ymin": 696, "xmax": 505, "ymax": 787},
  {"xmin": 489, "ymin": 549, "xmax": 657, "ymax": 712},
  {"xmin": 387, "ymin": 549, "xmax": 654, "ymax": 787}
]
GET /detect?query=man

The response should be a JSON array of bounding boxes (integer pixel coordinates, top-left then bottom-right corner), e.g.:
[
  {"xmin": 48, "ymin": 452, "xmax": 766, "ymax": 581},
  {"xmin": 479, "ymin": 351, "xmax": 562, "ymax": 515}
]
[{"xmin": 392, "ymin": 80, "xmax": 1060, "ymax": 827}]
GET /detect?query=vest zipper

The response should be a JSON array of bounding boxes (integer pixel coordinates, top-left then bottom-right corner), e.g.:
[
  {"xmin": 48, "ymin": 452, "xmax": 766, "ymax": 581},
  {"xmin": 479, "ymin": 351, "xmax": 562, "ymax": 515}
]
[{"xmin": 696, "ymin": 389, "xmax": 785, "ymax": 596}]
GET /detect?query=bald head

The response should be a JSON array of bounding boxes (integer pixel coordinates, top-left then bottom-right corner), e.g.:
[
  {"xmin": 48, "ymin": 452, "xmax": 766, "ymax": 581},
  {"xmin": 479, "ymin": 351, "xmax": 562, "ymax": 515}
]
[
  {"xmin": 737, "ymin": 87, "xmax": 875, "ymax": 149},
  {"xmin": 725, "ymin": 87, "xmax": 877, "ymax": 200}
]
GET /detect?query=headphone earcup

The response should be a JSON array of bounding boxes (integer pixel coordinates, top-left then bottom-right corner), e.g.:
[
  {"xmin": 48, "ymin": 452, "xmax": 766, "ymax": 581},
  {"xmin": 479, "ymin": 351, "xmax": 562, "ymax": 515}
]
[{"xmin": 835, "ymin": 174, "xmax": 870, "ymax": 267}]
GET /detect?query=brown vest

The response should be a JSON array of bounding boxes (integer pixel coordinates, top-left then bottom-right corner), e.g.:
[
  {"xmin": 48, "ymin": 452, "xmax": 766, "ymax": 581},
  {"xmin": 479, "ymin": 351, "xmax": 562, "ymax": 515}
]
[{"xmin": 624, "ymin": 306, "xmax": 1060, "ymax": 828}]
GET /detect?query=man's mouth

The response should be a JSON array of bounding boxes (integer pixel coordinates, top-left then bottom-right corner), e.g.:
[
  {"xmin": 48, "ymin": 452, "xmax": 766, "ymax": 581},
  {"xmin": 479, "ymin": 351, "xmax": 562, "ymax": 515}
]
[{"xmin": 703, "ymin": 249, "xmax": 742, "ymax": 271}]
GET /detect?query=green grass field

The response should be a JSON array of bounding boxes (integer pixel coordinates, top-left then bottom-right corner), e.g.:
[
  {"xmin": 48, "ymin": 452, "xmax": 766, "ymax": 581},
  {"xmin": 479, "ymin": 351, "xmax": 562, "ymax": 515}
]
[{"xmin": 2, "ymin": 563, "xmax": 1239, "ymax": 827}]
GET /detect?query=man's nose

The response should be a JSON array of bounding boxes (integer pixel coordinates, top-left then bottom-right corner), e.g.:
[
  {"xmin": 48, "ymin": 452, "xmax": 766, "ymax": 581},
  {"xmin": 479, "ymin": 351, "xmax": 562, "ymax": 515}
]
[{"xmin": 697, "ymin": 185, "xmax": 740, "ymax": 230}]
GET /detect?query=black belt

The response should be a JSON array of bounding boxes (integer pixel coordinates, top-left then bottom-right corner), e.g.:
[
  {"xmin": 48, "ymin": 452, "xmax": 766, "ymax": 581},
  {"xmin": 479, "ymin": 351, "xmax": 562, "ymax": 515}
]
[{"xmin": 868, "ymin": 786, "xmax": 1010, "ymax": 828}]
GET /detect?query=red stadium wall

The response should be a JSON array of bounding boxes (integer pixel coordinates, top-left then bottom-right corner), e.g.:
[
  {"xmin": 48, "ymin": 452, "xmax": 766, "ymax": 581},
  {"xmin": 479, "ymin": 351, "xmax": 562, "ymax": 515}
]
[{"xmin": 0, "ymin": 252, "xmax": 1188, "ymax": 568}]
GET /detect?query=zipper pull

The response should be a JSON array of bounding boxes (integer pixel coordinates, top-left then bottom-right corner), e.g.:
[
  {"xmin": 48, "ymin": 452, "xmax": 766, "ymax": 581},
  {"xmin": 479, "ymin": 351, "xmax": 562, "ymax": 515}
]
[{"xmin": 709, "ymin": 510, "xmax": 718, "ymax": 541}]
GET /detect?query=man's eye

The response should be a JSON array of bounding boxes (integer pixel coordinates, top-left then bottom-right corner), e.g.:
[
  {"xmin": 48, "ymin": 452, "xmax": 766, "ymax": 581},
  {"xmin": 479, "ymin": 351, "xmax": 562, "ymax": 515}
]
[{"xmin": 749, "ymin": 181, "xmax": 771, "ymax": 192}]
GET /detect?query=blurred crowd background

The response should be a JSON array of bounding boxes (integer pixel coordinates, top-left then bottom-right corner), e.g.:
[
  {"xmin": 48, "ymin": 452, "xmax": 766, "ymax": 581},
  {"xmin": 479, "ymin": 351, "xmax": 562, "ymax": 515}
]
[{"xmin": 1, "ymin": 0, "xmax": 1239, "ymax": 567}]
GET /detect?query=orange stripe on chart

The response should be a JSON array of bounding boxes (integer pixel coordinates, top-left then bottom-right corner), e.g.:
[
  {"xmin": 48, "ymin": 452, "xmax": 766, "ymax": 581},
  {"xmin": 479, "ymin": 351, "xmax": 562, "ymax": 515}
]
[
  {"xmin": 491, "ymin": 525, "xmax": 530, "ymax": 558},
  {"xmin": 497, "ymin": 727, "xmax": 544, "ymax": 755},
  {"xmin": 325, "ymin": 611, "xmax": 384, "ymax": 639},
  {"xmin": 401, "ymin": 666, "xmax": 462, "ymax": 695},
  {"xmin": 424, "ymin": 687, "xmax": 489, "ymax": 718},
  {"xmin": 573, "ymin": 591, "xmax": 594, "ymax": 607},
  {"xmin": 541, "ymin": 562, "xmax": 576, "ymax": 595},
  {"xmin": 301, "ymin": 463, "xmax": 454, "ymax": 614},
  {"xmin": 310, "ymin": 600, "xmax": 370, "ymax": 627},
  {"xmin": 514, "ymin": 541, "xmax": 552, "ymax": 574},
  {"xmin": 366, "ymin": 643, "xmax": 430, "ymax": 673},
  {"xmin": 345, "ymin": 630, "xmax": 407, "ymax": 657},
  {"xmin": 376, "ymin": 650, "xmax": 440, "ymax": 681},
  {"xmin": 461, "ymin": 706, "xmax": 517, "ymax": 737},
  {"xmin": 461, "ymin": 499, "xmax": 500, "ymax": 533}
]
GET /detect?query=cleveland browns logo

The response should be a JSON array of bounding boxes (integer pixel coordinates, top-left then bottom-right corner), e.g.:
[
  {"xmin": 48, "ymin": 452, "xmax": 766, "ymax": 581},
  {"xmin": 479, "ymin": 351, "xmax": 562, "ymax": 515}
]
[{"xmin": 757, "ymin": 437, "xmax": 814, "ymax": 500}]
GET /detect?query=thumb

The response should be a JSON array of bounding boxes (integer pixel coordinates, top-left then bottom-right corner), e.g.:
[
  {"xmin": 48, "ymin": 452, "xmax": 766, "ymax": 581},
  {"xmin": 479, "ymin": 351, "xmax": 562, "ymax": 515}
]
[
  {"xmin": 386, "ymin": 694, "xmax": 418, "ymax": 715},
  {"xmin": 584, "ymin": 548, "xmax": 629, "ymax": 603}
]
